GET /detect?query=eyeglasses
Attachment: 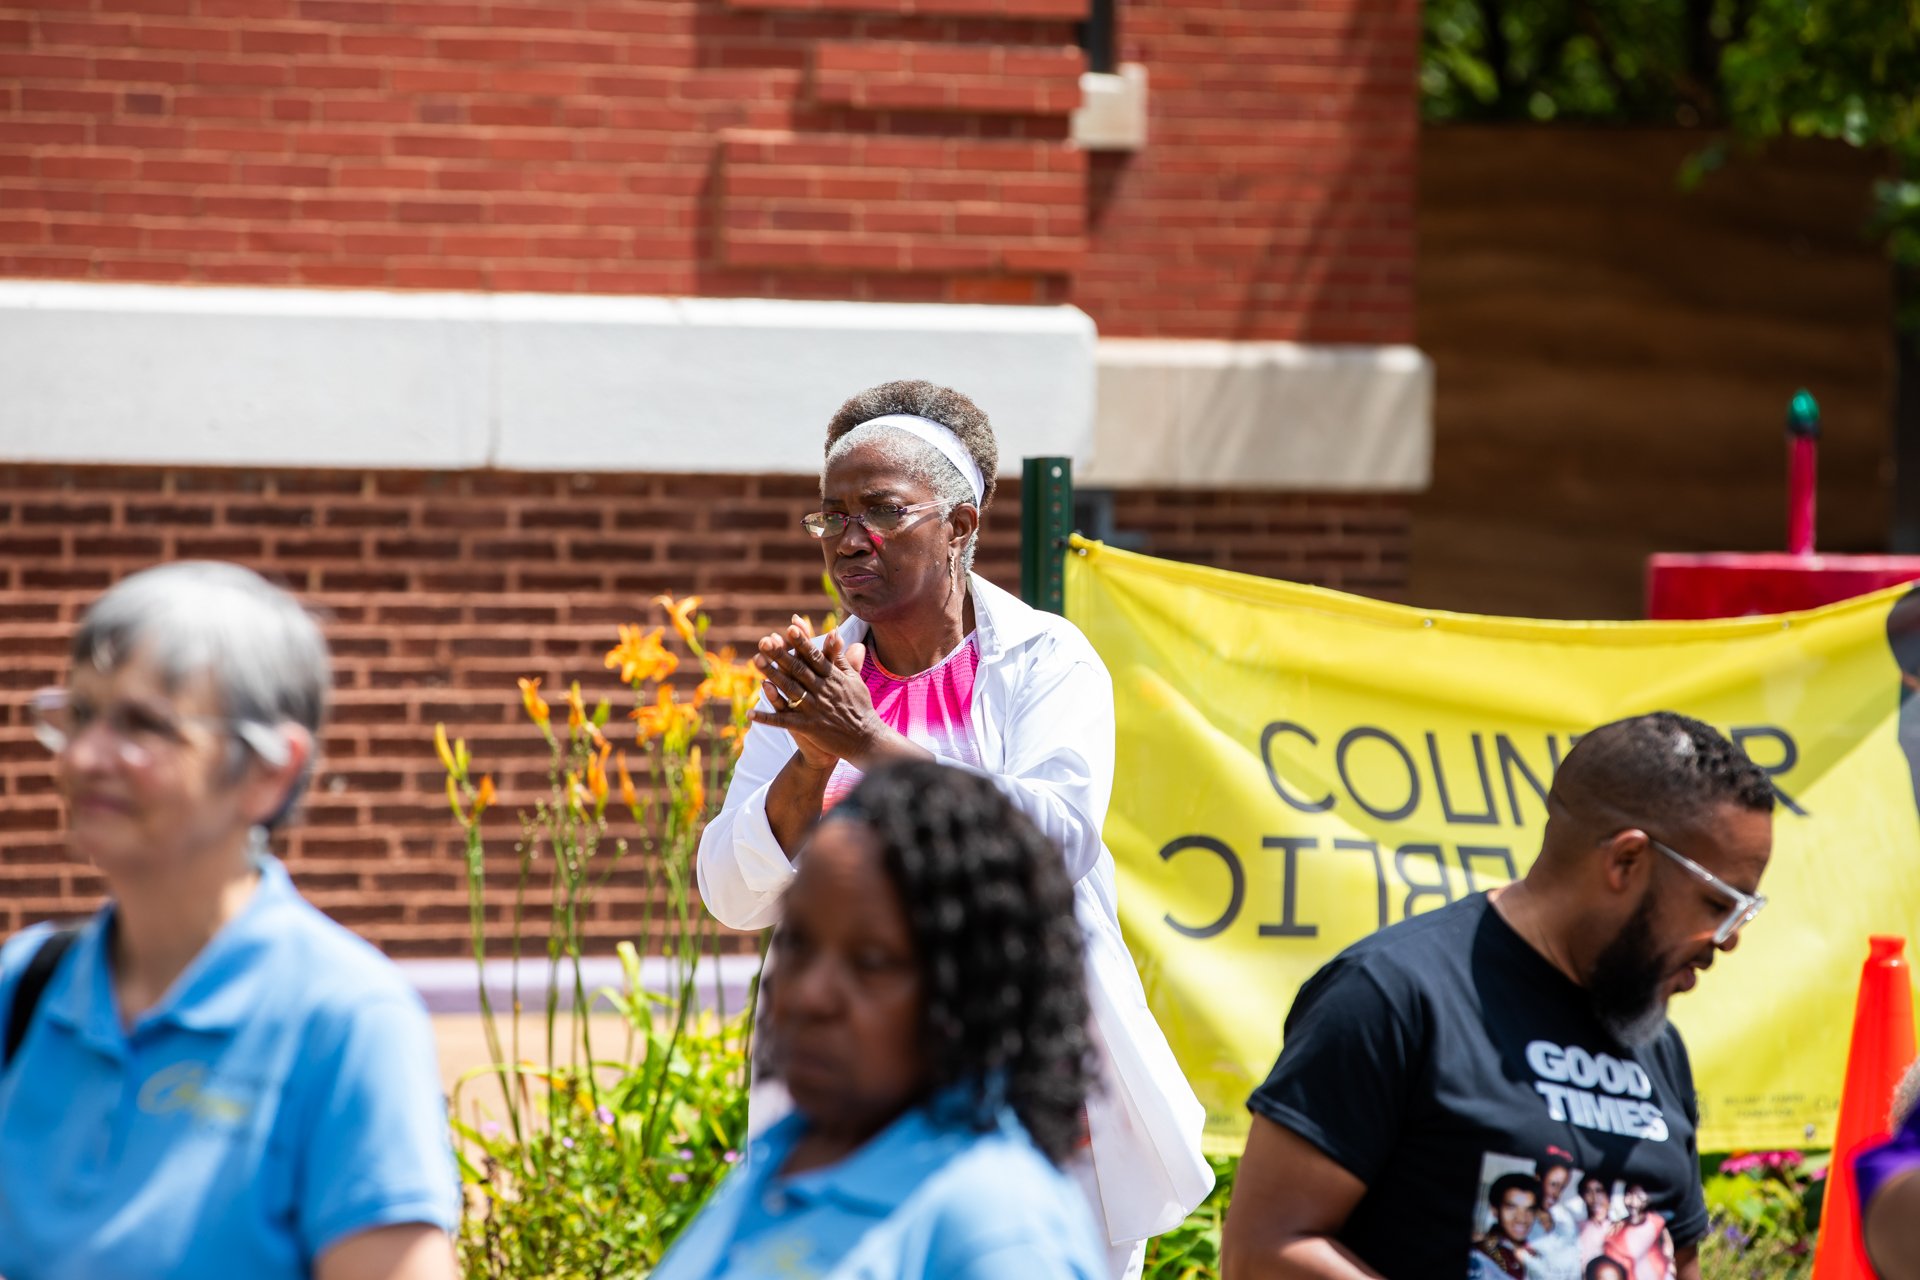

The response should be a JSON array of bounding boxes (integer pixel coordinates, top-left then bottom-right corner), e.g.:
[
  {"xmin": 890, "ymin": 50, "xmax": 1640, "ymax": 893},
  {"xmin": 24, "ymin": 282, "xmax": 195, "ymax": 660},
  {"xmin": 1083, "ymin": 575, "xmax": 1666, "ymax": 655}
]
[
  {"xmin": 801, "ymin": 500, "xmax": 944, "ymax": 541},
  {"xmin": 1648, "ymin": 834, "xmax": 1766, "ymax": 945},
  {"xmin": 30, "ymin": 687, "xmax": 285, "ymax": 766}
]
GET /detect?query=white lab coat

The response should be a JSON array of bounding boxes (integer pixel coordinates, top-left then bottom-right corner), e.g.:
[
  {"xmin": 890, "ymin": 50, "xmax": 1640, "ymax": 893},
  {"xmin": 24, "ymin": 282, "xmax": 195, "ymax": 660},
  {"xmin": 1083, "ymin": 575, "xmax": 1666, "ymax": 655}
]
[{"xmin": 696, "ymin": 574, "xmax": 1214, "ymax": 1248}]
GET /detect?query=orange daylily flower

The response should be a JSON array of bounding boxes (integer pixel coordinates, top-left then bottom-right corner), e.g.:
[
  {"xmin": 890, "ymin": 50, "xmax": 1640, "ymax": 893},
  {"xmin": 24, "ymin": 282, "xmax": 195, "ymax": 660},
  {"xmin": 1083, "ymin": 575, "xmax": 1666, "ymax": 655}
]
[
  {"xmin": 630, "ymin": 685, "xmax": 700, "ymax": 745},
  {"xmin": 606, "ymin": 624, "xmax": 678, "ymax": 685},
  {"xmin": 654, "ymin": 594, "xmax": 703, "ymax": 654},
  {"xmin": 684, "ymin": 746, "xmax": 705, "ymax": 814},
  {"xmin": 473, "ymin": 774, "xmax": 496, "ymax": 819},
  {"xmin": 434, "ymin": 722, "xmax": 458, "ymax": 776},
  {"xmin": 694, "ymin": 647, "xmax": 763, "ymax": 708},
  {"xmin": 616, "ymin": 751, "xmax": 638, "ymax": 812},
  {"xmin": 517, "ymin": 677, "xmax": 551, "ymax": 728},
  {"xmin": 566, "ymin": 681, "xmax": 587, "ymax": 733},
  {"xmin": 586, "ymin": 740, "xmax": 612, "ymax": 808}
]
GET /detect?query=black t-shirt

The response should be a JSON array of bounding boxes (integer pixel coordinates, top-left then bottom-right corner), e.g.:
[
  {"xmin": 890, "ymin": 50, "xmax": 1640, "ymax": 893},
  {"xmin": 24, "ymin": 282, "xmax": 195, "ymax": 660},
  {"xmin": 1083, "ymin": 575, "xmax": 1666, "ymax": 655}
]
[{"xmin": 1248, "ymin": 893, "xmax": 1707, "ymax": 1280}]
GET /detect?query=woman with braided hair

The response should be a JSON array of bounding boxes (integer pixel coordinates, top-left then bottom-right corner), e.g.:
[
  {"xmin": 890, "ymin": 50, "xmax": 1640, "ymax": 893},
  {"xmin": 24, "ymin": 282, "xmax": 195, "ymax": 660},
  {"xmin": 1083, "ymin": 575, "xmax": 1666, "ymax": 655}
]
[
  {"xmin": 696, "ymin": 379, "xmax": 1210, "ymax": 1278},
  {"xmin": 657, "ymin": 761, "xmax": 1105, "ymax": 1279}
]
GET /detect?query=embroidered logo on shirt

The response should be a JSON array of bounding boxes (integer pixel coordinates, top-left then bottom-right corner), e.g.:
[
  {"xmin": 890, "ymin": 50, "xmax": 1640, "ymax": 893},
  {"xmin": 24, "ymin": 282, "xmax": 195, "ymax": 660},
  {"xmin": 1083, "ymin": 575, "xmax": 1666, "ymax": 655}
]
[
  {"xmin": 137, "ymin": 1062, "xmax": 254, "ymax": 1126},
  {"xmin": 726, "ymin": 1236, "xmax": 821, "ymax": 1278},
  {"xmin": 1524, "ymin": 1040, "xmax": 1669, "ymax": 1141}
]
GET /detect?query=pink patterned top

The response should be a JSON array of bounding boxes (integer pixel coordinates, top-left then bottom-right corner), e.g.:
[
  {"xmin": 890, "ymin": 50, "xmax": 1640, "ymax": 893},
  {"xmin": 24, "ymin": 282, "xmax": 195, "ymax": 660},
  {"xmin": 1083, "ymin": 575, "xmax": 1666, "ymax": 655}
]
[{"xmin": 822, "ymin": 634, "xmax": 982, "ymax": 811}]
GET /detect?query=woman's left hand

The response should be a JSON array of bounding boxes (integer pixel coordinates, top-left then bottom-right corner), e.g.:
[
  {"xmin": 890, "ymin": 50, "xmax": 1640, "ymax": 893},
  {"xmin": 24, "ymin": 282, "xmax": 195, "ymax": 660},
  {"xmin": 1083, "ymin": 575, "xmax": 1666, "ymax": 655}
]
[{"xmin": 750, "ymin": 632, "xmax": 884, "ymax": 765}]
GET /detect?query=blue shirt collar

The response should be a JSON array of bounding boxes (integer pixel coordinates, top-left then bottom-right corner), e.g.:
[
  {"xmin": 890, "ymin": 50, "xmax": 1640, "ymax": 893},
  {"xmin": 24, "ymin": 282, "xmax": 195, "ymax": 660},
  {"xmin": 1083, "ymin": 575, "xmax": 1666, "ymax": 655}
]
[
  {"xmin": 757, "ymin": 1090, "xmax": 1017, "ymax": 1216},
  {"xmin": 44, "ymin": 856, "xmax": 306, "ymax": 1052}
]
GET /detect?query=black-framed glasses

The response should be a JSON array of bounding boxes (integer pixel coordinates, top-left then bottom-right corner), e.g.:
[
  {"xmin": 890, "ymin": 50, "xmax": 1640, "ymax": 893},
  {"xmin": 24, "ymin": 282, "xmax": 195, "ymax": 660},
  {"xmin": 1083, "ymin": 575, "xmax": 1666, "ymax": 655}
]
[
  {"xmin": 800, "ymin": 500, "xmax": 944, "ymax": 540},
  {"xmin": 1648, "ymin": 835, "xmax": 1766, "ymax": 945}
]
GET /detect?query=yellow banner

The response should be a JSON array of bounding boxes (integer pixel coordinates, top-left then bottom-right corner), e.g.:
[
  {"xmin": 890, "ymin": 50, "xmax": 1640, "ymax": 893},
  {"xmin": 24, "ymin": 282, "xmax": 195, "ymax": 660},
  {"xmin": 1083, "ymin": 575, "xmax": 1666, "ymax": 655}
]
[{"xmin": 1066, "ymin": 536, "xmax": 1920, "ymax": 1155}]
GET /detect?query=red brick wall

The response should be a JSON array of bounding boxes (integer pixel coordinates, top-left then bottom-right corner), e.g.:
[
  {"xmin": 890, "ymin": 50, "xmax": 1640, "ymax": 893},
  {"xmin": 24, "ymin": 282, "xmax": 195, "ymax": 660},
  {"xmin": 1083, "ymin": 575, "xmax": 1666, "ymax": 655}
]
[
  {"xmin": 0, "ymin": 0, "xmax": 1424, "ymax": 951},
  {"xmin": 0, "ymin": 465, "xmax": 1410, "ymax": 952},
  {"xmin": 0, "ymin": 0, "xmax": 1419, "ymax": 330},
  {"xmin": 1108, "ymin": 490, "xmax": 1411, "ymax": 596},
  {"xmin": 0, "ymin": 0, "xmax": 1089, "ymax": 303},
  {"xmin": 1074, "ymin": 0, "xmax": 1420, "ymax": 342}
]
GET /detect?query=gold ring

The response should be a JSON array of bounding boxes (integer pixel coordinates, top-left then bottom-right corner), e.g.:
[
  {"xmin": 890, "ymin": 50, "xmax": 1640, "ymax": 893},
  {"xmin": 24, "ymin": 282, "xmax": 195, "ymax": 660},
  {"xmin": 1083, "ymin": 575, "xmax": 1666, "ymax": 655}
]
[{"xmin": 787, "ymin": 689, "xmax": 809, "ymax": 707}]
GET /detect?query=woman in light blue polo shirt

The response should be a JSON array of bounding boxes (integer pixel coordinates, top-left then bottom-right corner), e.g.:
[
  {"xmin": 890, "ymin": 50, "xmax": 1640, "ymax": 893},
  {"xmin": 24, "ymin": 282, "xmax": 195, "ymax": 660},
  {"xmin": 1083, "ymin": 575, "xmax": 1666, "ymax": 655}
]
[
  {"xmin": 655, "ymin": 760, "xmax": 1106, "ymax": 1280},
  {"xmin": 0, "ymin": 562, "xmax": 459, "ymax": 1280}
]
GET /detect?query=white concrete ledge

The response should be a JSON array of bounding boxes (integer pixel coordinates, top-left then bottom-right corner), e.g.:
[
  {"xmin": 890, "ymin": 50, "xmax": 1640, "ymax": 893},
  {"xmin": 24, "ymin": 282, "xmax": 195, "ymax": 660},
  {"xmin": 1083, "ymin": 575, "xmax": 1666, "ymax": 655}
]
[
  {"xmin": 400, "ymin": 953, "xmax": 761, "ymax": 1016},
  {"xmin": 0, "ymin": 282, "xmax": 1431, "ymax": 492},
  {"xmin": 0, "ymin": 281, "xmax": 1095, "ymax": 474},
  {"xmin": 1087, "ymin": 338, "xmax": 1433, "ymax": 490}
]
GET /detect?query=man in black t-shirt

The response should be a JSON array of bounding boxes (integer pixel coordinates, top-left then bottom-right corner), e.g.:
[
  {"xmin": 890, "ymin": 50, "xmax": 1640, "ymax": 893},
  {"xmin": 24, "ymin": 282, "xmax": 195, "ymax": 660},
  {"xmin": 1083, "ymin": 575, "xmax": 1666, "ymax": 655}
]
[{"xmin": 1220, "ymin": 712, "xmax": 1776, "ymax": 1280}]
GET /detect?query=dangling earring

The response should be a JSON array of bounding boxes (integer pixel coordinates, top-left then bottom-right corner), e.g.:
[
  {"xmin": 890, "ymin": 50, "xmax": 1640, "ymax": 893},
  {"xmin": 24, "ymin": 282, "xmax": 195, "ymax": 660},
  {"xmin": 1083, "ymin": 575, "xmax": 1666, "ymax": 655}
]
[{"xmin": 947, "ymin": 544, "xmax": 959, "ymax": 599}]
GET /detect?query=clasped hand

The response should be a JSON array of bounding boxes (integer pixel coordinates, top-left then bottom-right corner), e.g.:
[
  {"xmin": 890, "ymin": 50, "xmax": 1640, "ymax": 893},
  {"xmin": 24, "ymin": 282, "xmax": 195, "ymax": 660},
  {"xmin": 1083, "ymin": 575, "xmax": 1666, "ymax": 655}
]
[{"xmin": 751, "ymin": 616, "xmax": 878, "ymax": 768}]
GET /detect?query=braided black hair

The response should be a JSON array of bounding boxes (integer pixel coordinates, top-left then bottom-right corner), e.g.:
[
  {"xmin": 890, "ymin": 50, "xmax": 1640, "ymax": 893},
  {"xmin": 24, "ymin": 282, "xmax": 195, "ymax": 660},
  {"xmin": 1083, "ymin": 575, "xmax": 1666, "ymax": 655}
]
[{"xmin": 827, "ymin": 759, "xmax": 1094, "ymax": 1165}]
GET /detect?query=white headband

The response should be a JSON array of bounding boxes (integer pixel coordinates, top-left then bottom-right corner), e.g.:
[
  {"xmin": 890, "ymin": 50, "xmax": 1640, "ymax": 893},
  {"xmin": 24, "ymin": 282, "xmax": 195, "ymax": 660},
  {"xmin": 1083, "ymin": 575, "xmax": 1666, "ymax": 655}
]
[{"xmin": 856, "ymin": 414, "xmax": 986, "ymax": 506}]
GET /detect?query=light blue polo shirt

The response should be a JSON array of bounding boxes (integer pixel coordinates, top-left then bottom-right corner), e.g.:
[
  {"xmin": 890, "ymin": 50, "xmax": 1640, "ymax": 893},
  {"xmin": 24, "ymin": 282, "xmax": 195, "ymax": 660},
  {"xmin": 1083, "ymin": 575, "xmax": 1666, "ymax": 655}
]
[
  {"xmin": 0, "ymin": 856, "xmax": 459, "ymax": 1280},
  {"xmin": 653, "ymin": 1095, "xmax": 1105, "ymax": 1280}
]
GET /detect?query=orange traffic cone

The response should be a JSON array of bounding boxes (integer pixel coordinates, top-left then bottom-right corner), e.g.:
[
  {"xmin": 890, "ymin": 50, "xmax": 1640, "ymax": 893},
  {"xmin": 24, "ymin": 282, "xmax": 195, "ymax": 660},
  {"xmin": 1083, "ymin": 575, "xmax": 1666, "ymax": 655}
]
[{"xmin": 1811, "ymin": 935, "xmax": 1917, "ymax": 1280}]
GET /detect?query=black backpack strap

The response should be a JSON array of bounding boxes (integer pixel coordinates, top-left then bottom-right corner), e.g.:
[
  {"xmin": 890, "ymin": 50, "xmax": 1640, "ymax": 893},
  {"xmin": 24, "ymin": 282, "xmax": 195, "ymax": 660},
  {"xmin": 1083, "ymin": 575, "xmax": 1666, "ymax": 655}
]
[{"xmin": 3, "ymin": 926, "xmax": 81, "ymax": 1070}]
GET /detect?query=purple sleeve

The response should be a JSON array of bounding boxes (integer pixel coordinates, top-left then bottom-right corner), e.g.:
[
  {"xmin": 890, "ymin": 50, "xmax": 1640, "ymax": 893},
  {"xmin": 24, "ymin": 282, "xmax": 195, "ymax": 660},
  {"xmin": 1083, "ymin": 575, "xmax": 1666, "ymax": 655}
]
[{"xmin": 1855, "ymin": 1110, "xmax": 1920, "ymax": 1213}]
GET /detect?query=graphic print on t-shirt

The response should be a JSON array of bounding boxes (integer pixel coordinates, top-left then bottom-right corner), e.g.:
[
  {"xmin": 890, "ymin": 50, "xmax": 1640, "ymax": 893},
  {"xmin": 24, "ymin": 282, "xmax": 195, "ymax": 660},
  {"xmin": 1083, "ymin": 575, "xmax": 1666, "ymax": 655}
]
[
  {"xmin": 1467, "ymin": 1150, "xmax": 1673, "ymax": 1280},
  {"xmin": 1524, "ymin": 1039, "xmax": 1670, "ymax": 1141}
]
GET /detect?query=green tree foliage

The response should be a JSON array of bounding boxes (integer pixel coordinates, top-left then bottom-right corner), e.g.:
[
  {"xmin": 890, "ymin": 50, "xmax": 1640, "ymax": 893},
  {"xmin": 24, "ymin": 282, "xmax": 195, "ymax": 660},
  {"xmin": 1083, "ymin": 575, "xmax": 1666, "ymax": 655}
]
[
  {"xmin": 1423, "ymin": 0, "xmax": 1920, "ymax": 269},
  {"xmin": 1718, "ymin": 0, "xmax": 1920, "ymax": 269},
  {"xmin": 1420, "ymin": 0, "xmax": 1755, "ymax": 124}
]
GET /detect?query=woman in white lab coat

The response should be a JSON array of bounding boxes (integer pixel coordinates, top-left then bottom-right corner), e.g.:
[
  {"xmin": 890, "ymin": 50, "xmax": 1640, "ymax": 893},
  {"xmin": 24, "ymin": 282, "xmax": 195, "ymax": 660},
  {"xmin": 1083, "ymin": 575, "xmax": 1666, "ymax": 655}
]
[{"xmin": 695, "ymin": 379, "xmax": 1213, "ymax": 1279}]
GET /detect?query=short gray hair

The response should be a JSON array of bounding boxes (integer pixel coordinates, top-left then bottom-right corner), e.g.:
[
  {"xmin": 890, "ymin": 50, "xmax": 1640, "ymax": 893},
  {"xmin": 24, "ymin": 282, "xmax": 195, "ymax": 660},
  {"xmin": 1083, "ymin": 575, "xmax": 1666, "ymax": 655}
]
[
  {"xmin": 822, "ymin": 380, "xmax": 998, "ymax": 581},
  {"xmin": 72, "ymin": 562, "xmax": 330, "ymax": 821},
  {"xmin": 825, "ymin": 423, "xmax": 981, "ymax": 577}
]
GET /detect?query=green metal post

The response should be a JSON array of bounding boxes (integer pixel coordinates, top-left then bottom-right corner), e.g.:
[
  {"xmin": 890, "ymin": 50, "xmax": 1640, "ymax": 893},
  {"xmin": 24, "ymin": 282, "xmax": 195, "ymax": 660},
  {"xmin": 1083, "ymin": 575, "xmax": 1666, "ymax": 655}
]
[{"xmin": 1020, "ymin": 456, "xmax": 1072, "ymax": 614}]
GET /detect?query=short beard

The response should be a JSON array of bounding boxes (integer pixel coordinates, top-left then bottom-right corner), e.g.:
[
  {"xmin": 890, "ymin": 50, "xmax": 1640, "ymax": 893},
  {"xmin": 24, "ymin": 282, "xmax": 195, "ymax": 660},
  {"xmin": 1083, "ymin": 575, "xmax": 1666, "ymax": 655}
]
[{"xmin": 1586, "ymin": 890, "xmax": 1671, "ymax": 1047}]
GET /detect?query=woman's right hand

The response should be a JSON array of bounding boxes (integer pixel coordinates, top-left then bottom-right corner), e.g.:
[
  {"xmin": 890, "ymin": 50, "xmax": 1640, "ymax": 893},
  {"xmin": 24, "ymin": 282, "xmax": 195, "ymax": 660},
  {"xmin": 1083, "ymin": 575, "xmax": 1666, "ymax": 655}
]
[{"xmin": 756, "ymin": 616, "xmax": 838, "ymax": 771}]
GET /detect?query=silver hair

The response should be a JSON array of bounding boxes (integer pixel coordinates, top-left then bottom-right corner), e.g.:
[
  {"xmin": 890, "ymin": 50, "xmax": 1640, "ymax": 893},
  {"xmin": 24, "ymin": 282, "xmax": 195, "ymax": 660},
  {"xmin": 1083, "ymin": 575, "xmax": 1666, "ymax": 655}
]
[
  {"xmin": 71, "ymin": 561, "xmax": 329, "ymax": 825},
  {"xmin": 825, "ymin": 421, "xmax": 980, "ymax": 579}
]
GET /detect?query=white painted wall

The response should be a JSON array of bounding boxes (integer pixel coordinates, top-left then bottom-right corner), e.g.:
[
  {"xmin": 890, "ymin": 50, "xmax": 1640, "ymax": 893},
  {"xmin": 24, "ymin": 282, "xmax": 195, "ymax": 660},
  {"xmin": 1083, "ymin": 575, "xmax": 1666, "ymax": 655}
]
[
  {"xmin": 0, "ymin": 282, "xmax": 1433, "ymax": 491},
  {"xmin": 0, "ymin": 281, "xmax": 1095, "ymax": 475},
  {"xmin": 1086, "ymin": 338, "xmax": 1434, "ymax": 491},
  {"xmin": 401, "ymin": 953, "xmax": 760, "ymax": 1015}
]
